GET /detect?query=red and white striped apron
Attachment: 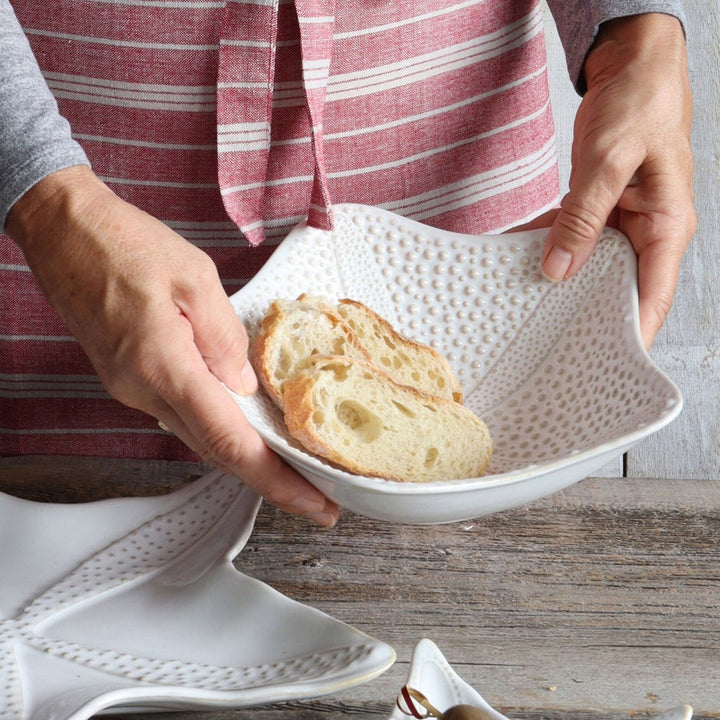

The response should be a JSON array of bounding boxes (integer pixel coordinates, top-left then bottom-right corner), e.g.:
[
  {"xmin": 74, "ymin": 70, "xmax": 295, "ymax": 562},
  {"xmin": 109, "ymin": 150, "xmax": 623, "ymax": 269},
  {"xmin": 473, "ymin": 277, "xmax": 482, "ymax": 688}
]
[{"xmin": 0, "ymin": 0, "xmax": 559, "ymax": 460}]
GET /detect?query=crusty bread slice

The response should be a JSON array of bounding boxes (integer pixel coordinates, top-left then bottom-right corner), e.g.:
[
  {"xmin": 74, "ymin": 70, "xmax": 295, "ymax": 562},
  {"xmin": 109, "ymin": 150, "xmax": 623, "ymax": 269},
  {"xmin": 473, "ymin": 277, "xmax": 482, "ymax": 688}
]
[
  {"xmin": 298, "ymin": 295, "xmax": 463, "ymax": 402},
  {"xmin": 282, "ymin": 355, "xmax": 492, "ymax": 482},
  {"xmin": 250, "ymin": 299, "xmax": 370, "ymax": 408}
]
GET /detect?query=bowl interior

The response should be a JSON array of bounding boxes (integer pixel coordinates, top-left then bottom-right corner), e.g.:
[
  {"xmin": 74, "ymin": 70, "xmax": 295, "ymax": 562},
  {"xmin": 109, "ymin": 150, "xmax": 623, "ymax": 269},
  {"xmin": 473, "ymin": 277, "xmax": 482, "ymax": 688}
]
[{"xmin": 229, "ymin": 204, "xmax": 681, "ymax": 493}]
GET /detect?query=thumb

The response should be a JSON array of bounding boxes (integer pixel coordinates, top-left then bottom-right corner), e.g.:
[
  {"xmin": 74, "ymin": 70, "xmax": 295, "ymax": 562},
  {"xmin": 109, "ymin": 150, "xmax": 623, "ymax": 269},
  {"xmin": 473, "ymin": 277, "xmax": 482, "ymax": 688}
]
[{"xmin": 542, "ymin": 161, "xmax": 630, "ymax": 281}]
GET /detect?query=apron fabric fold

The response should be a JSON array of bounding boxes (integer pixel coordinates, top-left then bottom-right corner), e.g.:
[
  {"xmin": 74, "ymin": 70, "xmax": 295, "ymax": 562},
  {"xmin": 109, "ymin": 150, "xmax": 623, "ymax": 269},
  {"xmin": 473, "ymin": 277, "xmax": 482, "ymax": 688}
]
[{"xmin": 1, "ymin": 0, "xmax": 559, "ymax": 458}]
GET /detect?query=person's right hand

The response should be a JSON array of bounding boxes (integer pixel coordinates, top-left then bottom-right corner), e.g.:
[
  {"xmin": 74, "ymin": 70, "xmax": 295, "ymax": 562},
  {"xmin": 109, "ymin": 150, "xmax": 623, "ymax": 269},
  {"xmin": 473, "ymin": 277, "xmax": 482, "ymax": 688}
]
[
  {"xmin": 540, "ymin": 13, "xmax": 695, "ymax": 349},
  {"xmin": 7, "ymin": 165, "xmax": 339, "ymax": 527}
]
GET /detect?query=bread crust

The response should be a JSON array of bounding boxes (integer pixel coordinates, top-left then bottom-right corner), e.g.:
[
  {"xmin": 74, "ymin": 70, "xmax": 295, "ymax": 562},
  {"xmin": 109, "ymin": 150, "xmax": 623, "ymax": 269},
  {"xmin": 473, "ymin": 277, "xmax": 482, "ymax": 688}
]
[
  {"xmin": 250, "ymin": 298, "xmax": 369, "ymax": 408},
  {"xmin": 298, "ymin": 295, "xmax": 463, "ymax": 402}
]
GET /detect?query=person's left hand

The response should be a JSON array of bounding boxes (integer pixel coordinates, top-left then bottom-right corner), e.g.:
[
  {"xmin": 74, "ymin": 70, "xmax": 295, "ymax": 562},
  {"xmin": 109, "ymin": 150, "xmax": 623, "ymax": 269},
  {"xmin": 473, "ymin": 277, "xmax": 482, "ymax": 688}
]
[{"xmin": 539, "ymin": 13, "xmax": 696, "ymax": 349}]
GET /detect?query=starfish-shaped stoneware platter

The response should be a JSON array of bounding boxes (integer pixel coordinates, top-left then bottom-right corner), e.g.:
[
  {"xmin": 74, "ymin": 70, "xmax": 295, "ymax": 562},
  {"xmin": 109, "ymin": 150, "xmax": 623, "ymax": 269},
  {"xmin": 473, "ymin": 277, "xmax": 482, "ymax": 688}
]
[{"xmin": 0, "ymin": 469, "xmax": 395, "ymax": 719}]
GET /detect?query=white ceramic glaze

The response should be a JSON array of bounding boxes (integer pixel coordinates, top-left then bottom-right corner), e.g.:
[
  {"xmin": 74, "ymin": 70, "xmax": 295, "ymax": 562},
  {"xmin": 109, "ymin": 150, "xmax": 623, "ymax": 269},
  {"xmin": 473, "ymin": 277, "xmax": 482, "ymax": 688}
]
[
  {"xmin": 389, "ymin": 639, "xmax": 508, "ymax": 720},
  {"xmin": 229, "ymin": 204, "xmax": 683, "ymax": 524},
  {"xmin": 388, "ymin": 639, "xmax": 693, "ymax": 720},
  {"xmin": 0, "ymin": 470, "xmax": 395, "ymax": 720}
]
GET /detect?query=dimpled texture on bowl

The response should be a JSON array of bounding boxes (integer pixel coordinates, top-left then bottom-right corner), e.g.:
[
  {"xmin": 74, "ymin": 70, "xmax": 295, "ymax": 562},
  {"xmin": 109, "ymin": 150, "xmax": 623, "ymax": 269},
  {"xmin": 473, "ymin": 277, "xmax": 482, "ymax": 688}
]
[{"xmin": 229, "ymin": 204, "xmax": 682, "ymax": 523}]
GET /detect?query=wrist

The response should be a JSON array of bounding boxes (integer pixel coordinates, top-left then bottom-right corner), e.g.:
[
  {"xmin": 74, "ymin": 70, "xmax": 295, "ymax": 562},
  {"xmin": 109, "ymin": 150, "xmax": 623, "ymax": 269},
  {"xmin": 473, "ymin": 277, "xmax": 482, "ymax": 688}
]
[
  {"xmin": 583, "ymin": 13, "xmax": 686, "ymax": 90},
  {"xmin": 6, "ymin": 165, "xmax": 110, "ymax": 253}
]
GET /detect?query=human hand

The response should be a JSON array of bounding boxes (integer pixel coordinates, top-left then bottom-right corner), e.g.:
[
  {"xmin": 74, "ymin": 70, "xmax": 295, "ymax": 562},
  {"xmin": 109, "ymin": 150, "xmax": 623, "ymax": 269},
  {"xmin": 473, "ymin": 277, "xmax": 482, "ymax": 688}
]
[
  {"xmin": 541, "ymin": 13, "xmax": 696, "ymax": 349},
  {"xmin": 7, "ymin": 165, "xmax": 339, "ymax": 527}
]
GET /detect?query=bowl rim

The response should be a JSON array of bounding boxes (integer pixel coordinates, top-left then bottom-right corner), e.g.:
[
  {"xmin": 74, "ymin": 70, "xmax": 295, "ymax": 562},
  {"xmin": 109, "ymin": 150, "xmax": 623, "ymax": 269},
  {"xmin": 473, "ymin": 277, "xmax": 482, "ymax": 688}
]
[{"xmin": 228, "ymin": 204, "xmax": 684, "ymax": 500}]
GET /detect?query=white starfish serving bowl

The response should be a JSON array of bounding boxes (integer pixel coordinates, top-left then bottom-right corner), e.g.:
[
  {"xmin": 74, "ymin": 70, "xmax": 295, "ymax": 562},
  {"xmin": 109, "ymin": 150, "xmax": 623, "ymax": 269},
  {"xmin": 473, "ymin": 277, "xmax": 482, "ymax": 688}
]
[
  {"xmin": 0, "ymin": 470, "xmax": 395, "ymax": 720},
  {"xmin": 229, "ymin": 204, "xmax": 682, "ymax": 524}
]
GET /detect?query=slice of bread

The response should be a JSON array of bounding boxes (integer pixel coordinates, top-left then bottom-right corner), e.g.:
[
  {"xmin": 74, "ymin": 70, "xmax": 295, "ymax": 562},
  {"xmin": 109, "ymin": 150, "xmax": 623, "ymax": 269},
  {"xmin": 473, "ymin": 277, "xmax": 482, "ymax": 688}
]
[
  {"xmin": 298, "ymin": 295, "xmax": 463, "ymax": 402},
  {"xmin": 250, "ymin": 298, "xmax": 370, "ymax": 408},
  {"xmin": 282, "ymin": 355, "xmax": 493, "ymax": 482}
]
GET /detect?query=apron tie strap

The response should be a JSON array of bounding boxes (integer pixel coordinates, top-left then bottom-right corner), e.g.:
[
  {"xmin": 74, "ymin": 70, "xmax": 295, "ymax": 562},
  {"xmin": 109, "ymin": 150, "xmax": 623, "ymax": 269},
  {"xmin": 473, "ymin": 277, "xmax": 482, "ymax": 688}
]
[
  {"xmin": 295, "ymin": 0, "xmax": 335, "ymax": 231},
  {"xmin": 216, "ymin": 0, "xmax": 334, "ymax": 245}
]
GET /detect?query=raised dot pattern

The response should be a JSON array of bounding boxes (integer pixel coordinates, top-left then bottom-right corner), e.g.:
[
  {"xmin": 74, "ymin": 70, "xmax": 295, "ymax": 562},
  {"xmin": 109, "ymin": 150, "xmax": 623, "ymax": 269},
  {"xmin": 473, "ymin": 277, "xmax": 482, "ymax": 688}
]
[
  {"xmin": 234, "ymin": 205, "xmax": 679, "ymax": 476},
  {"xmin": 27, "ymin": 640, "xmax": 375, "ymax": 692},
  {"xmin": 0, "ymin": 643, "xmax": 21, "ymax": 719},
  {"xmin": 0, "ymin": 472, "xmax": 382, "ymax": 717},
  {"xmin": 22, "ymin": 475, "xmax": 239, "ymax": 626}
]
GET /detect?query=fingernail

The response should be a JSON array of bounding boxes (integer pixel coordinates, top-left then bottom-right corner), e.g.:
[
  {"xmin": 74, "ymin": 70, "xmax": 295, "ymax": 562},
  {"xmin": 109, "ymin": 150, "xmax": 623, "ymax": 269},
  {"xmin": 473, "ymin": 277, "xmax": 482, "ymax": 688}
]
[
  {"xmin": 309, "ymin": 511, "xmax": 338, "ymax": 528},
  {"xmin": 289, "ymin": 497, "xmax": 338, "ymax": 527},
  {"xmin": 542, "ymin": 246, "xmax": 573, "ymax": 281},
  {"xmin": 290, "ymin": 496, "xmax": 327, "ymax": 515},
  {"xmin": 238, "ymin": 359, "xmax": 258, "ymax": 394}
]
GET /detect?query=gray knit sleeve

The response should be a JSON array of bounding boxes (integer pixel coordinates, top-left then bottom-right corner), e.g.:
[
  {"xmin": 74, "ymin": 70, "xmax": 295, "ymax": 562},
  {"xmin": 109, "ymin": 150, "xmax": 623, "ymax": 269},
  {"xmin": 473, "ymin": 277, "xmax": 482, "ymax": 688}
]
[
  {"xmin": 545, "ymin": 1, "xmax": 687, "ymax": 93},
  {"xmin": 0, "ymin": 0, "xmax": 89, "ymax": 230}
]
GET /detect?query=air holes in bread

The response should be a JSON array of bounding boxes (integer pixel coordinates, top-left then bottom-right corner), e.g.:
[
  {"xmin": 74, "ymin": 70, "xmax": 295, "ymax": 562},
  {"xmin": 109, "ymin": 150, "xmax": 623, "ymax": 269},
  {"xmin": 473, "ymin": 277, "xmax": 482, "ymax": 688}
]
[
  {"xmin": 320, "ymin": 360, "xmax": 350, "ymax": 382},
  {"xmin": 392, "ymin": 400, "xmax": 416, "ymax": 418},
  {"xmin": 424, "ymin": 447, "xmax": 439, "ymax": 468},
  {"xmin": 336, "ymin": 400, "xmax": 382, "ymax": 443},
  {"xmin": 251, "ymin": 296, "xmax": 492, "ymax": 480}
]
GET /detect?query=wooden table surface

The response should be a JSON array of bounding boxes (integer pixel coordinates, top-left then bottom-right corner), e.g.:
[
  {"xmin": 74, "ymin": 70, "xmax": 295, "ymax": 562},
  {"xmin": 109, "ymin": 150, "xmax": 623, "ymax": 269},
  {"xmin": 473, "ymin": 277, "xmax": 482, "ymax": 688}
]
[{"xmin": 1, "ymin": 456, "xmax": 718, "ymax": 720}]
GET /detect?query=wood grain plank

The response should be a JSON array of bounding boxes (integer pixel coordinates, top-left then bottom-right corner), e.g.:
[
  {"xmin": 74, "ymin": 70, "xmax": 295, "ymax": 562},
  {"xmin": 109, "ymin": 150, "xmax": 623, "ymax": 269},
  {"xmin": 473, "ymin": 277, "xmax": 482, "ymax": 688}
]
[
  {"xmin": 2, "ymin": 458, "xmax": 716, "ymax": 718},
  {"xmin": 231, "ymin": 477, "xmax": 720, "ymax": 717},
  {"xmin": 0, "ymin": 455, "xmax": 207, "ymax": 502}
]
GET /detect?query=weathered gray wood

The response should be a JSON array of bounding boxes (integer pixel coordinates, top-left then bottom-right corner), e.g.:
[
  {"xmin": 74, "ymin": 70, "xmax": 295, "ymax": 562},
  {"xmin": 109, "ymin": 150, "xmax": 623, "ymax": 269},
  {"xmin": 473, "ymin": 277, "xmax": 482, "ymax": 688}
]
[
  {"xmin": 233, "ymin": 476, "xmax": 720, "ymax": 719},
  {"xmin": 0, "ymin": 454, "xmax": 207, "ymax": 501},
  {"xmin": 1, "ymin": 457, "xmax": 718, "ymax": 719}
]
